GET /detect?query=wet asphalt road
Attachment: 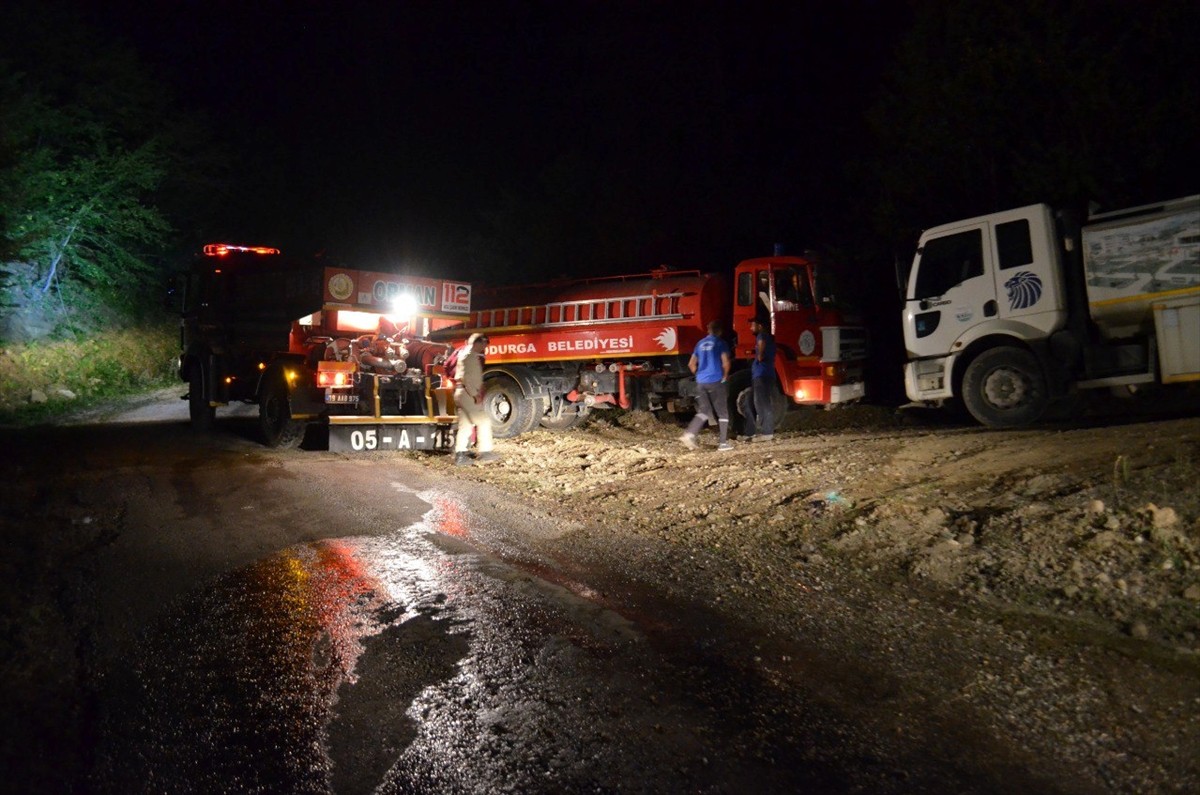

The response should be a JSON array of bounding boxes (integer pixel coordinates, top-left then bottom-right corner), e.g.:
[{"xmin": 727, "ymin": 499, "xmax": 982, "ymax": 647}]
[
  {"xmin": 7, "ymin": 408, "xmax": 1029, "ymax": 794},
  {"xmin": 91, "ymin": 496, "xmax": 839, "ymax": 794}
]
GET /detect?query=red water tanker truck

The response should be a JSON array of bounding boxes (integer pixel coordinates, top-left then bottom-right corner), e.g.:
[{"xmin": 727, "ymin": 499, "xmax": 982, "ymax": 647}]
[
  {"xmin": 428, "ymin": 254, "xmax": 869, "ymax": 437},
  {"xmin": 177, "ymin": 243, "xmax": 471, "ymax": 451}
]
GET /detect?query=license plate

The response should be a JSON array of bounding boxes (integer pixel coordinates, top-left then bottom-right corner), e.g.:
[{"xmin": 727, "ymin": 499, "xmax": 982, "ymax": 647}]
[
  {"xmin": 325, "ymin": 391, "xmax": 358, "ymax": 404},
  {"xmin": 328, "ymin": 424, "xmax": 453, "ymax": 452}
]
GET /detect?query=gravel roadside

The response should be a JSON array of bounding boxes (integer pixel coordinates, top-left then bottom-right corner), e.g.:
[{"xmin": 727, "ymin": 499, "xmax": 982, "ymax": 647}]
[{"xmin": 423, "ymin": 405, "xmax": 1200, "ymax": 793}]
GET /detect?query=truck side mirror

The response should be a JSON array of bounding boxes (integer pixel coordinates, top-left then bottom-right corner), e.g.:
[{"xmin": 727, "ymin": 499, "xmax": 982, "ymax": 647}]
[{"xmin": 894, "ymin": 254, "xmax": 908, "ymax": 303}]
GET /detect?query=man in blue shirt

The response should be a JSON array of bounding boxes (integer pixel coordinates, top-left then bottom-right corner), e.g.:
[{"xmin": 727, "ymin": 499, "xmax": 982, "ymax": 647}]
[
  {"xmin": 680, "ymin": 320, "xmax": 733, "ymax": 451},
  {"xmin": 742, "ymin": 316, "xmax": 777, "ymax": 441}
]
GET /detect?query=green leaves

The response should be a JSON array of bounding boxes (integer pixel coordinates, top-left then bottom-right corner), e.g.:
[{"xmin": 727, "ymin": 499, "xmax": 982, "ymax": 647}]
[{"xmin": 0, "ymin": 2, "xmax": 199, "ymax": 341}]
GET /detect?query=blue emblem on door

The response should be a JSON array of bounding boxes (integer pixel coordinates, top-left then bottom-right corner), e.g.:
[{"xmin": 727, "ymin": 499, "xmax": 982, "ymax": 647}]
[{"xmin": 1004, "ymin": 271, "xmax": 1043, "ymax": 310}]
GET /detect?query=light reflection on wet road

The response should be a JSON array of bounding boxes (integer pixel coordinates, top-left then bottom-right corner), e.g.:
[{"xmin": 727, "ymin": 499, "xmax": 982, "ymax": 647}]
[{"xmin": 92, "ymin": 483, "xmax": 968, "ymax": 794}]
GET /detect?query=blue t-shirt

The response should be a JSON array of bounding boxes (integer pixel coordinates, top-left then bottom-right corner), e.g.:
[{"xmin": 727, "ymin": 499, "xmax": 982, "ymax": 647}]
[
  {"xmin": 692, "ymin": 334, "xmax": 730, "ymax": 384},
  {"xmin": 751, "ymin": 332, "xmax": 776, "ymax": 380}
]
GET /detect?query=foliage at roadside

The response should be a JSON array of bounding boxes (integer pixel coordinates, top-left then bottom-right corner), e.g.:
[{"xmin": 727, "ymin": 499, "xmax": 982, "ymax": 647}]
[
  {"xmin": 0, "ymin": 323, "xmax": 178, "ymax": 424},
  {"xmin": 0, "ymin": 1, "xmax": 219, "ymax": 343}
]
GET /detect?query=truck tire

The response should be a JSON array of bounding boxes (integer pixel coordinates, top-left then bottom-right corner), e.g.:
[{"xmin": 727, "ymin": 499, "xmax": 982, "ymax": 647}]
[
  {"xmin": 188, "ymin": 364, "xmax": 215, "ymax": 433},
  {"xmin": 726, "ymin": 371, "xmax": 752, "ymax": 436},
  {"xmin": 259, "ymin": 376, "xmax": 305, "ymax": 449},
  {"xmin": 735, "ymin": 380, "xmax": 789, "ymax": 417},
  {"xmin": 483, "ymin": 375, "xmax": 539, "ymax": 438},
  {"xmin": 735, "ymin": 380, "xmax": 789, "ymax": 433},
  {"xmin": 962, "ymin": 347, "xmax": 1048, "ymax": 428},
  {"xmin": 771, "ymin": 385, "xmax": 789, "ymax": 422},
  {"xmin": 735, "ymin": 386, "xmax": 754, "ymax": 420}
]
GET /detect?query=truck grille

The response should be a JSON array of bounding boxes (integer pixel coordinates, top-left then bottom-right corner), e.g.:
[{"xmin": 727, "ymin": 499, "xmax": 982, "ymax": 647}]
[{"xmin": 821, "ymin": 326, "xmax": 868, "ymax": 363}]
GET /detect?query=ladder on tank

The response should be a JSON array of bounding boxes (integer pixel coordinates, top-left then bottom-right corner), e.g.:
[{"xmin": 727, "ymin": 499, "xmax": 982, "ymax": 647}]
[{"xmin": 470, "ymin": 290, "xmax": 687, "ymax": 330}]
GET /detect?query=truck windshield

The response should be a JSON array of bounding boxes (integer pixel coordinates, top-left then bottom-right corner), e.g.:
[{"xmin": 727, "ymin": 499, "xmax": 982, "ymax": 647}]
[
  {"xmin": 813, "ymin": 265, "xmax": 838, "ymax": 306},
  {"xmin": 773, "ymin": 267, "xmax": 812, "ymax": 308},
  {"xmin": 912, "ymin": 229, "xmax": 984, "ymax": 300}
]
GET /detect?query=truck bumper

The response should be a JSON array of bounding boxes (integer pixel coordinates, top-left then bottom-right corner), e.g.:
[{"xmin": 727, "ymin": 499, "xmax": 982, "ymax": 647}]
[
  {"xmin": 328, "ymin": 418, "xmax": 454, "ymax": 452},
  {"xmin": 829, "ymin": 381, "xmax": 865, "ymax": 403},
  {"xmin": 787, "ymin": 376, "xmax": 865, "ymax": 404},
  {"xmin": 905, "ymin": 356, "xmax": 956, "ymax": 402}
]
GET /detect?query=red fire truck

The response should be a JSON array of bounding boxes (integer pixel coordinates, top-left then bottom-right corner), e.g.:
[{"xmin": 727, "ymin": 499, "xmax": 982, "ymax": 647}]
[
  {"xmin": 177, "ymin": 243, "xmax": 471, "ymax": 451},
  {"xmin": 428, "ymin": 254, "xmax": 868, "ymax": 437}
]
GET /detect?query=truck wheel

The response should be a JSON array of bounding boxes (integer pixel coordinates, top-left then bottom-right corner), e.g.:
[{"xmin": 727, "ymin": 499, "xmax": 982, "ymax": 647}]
[
  {"xmin": 962, "ymin": 347, "xmax": 1048, "ymax": 428},
  {"xmin": 735, "ymin": 381, "xmax": 789, "ymax": 433},
  {"xmin": 726, "ymin": 371, "xmax": 752, "ymax": 436},
  {"xmin": 771, "ymin": 385, "xmax": 789, "ymax": 423},
  {"xmin": 735, "ymin": 386, "xmax": 754, "ymax": 420},
  {"xmin": 259, "ymin": 376, "xmax": 305, "ymax": 448},
  {"xmin": 188, "ymin": 364, "xmax": 215, "ymax": 433},
  {"xmin": 540, "ymin": 403, "xmax": 589, "ymax": 431},
  {"xmin": 483, "ymin": 375, "xmax": 538, "ymax": 438}
]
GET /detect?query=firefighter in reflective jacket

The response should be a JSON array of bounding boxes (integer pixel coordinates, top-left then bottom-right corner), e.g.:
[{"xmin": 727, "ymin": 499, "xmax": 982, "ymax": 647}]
[{"xmin": 453, "ymin": 333, "xmax": 498, "ymax": 466}]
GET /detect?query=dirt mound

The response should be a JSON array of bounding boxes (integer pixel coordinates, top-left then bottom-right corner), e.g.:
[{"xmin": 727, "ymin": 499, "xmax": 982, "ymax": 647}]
[{"xmin": 445, "ymin": 408, "xmax": 1200, "ymax": 649}]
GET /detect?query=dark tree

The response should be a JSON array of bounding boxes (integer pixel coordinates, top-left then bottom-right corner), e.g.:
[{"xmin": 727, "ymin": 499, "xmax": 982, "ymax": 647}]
[{"xmin": 866, "ymin": 0, "xmax": 1200, "ymax": 252}]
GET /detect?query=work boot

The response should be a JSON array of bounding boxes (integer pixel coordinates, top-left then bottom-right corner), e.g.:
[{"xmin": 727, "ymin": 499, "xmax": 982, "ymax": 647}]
[
  {"xmin": 476, "ymin": 451, "xmax": 500, "ymax": 464},
  {"xmin": 453, "ymin": 452, "xmax": 472, "ymax": 466}
]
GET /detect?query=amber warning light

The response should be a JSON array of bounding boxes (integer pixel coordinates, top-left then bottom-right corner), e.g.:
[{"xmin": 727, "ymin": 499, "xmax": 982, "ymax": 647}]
[
  {"xmin": 203, "ymin": 243, "xmax": 281, "ymax": 257},
  {"xmin": 318, "ymin": 370, "xmax": 352, "ymax": 388},
  {"xmin": 317, "ymin": 360, "xmax": 356, "ymax": 388}
]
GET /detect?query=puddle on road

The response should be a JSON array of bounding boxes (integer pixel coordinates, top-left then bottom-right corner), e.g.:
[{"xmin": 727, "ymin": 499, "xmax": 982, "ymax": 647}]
[
  {"xmin": 93, "ymin": 527, "xmax": 472, "ymax": 793},
  {"xmin": 326, "ymin": 613, "xmax": 469, "ymax": 795},
  {"xmin": 93, "ymin": 485, "xmax": 648, "ymax": 794}
]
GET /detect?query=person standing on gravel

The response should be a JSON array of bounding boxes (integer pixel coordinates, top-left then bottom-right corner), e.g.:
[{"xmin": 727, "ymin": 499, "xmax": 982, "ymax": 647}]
[
  {"xmin": 741, "ymin": 316, "xmax": 777, "ymax": 442},
  {"xmin": 453, "ymin": 333, "xmax": 498, "ymax": 466},
  {"xmin": 680, "ymin": 320, "xmax": 733, "ymax": 451}
]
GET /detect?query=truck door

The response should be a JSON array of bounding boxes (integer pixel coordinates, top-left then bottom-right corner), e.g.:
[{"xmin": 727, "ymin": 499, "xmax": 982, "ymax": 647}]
[
  {"xmin": 904, "ymin": 222, "xmax": 994, "ymax": 358},
  {"xmin": 987, "ymin": 205, "xmax": 1062, "ymax": 333},
  {"xmin": 768, "ymin": 265, "xmax": 816, "ymax": 357}
]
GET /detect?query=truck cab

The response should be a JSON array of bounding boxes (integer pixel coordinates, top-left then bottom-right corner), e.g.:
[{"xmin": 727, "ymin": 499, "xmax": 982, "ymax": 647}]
[
  {"xmin": 903, "ymin": 204, "xmax": 1068, "ymax": 367},
  {"xmin": 731, "ymin": 255, "xmax": 867, "ymax": 406},
  {"xmin": 903, "ymin": 195, "xmax": 1200, "ymax": 427}
]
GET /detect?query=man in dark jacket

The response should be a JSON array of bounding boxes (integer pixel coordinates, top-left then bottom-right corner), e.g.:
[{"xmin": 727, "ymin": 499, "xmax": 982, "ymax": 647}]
[{"xmin": 741, "ymin": 316, "xmax": 777, "ymax": 441}]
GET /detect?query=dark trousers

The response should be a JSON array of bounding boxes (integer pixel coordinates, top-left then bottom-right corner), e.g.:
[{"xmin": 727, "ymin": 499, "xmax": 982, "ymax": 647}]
[
  {"xmin": 744, "ymin": 376, "xmax": 776, "ymax": 437},
  {"xmin": 686, "ymin": 381, "xmax": 729, "ymax": 442}
]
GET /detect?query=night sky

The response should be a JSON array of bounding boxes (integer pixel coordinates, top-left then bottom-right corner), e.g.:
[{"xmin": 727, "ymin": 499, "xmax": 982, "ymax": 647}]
[{"xmin": 88, "ymin": 2, "xmax": 911, "ymax": 278}]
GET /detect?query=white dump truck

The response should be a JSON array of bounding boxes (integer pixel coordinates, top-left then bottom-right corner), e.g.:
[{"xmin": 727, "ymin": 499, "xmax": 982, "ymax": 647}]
[{"xmin": 902, "ymin": 194, "xmax": 1199, "ymax": 427}]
